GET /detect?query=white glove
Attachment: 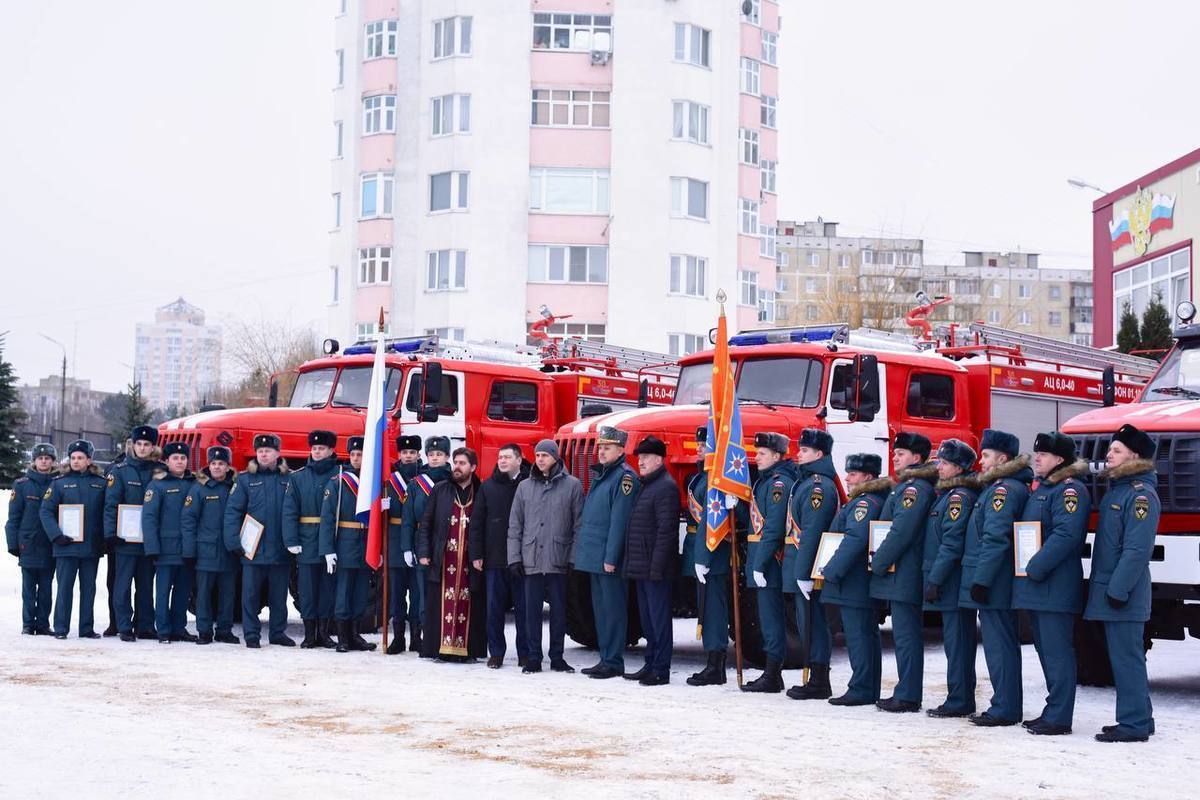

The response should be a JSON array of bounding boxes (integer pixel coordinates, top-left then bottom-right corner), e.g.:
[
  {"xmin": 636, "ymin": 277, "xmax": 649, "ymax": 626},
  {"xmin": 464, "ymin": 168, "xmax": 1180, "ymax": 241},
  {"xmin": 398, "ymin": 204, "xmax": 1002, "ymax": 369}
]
[
  {"xmin": 725, "ymin": 494, "xmax": 739, "ymax": 510},
  {"xmin": 325, "ymin": 553, "xmax": 337, "ymax": 574},
  {"xmin": 753, "ymin": 570, "xmax": 767, "ymax": 588},
  {"xmin": 287, "ymin": 545, "xmax": 302, "ymax": 555},
  {"xmin": 797, "ymin": 579, "xmax": 814, "ymax": 599},
  {"xmin": 694, "ymin": 564, "xmax": 709, "ymax": 584},
  {"xmin": 404, "ymin": 550, "xmax": 414, "ymax": 568}
]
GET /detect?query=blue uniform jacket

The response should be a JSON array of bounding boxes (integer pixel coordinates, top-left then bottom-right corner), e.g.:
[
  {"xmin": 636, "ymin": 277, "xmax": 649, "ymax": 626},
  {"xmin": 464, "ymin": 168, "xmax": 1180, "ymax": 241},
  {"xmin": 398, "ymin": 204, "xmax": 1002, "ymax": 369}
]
[
  {"xmin": 1084, "ymin": 460, "xmax": 1160, "ymax": 623},
  {"xmin": 103, "ymin": 453, "xmax": 163, "ymax": 556},
  {"xmin": 689, "ymin": 468, "xmax": 745, "ymax": 576},
  {"xmin": 573, "ymin": 458, "xmax": 640, "ymax": 574},
  {"xmin": 142, "ymin": 470, "xmax": 196, "ymax": 566},
  {"xmin": 282, "ymin": 455, "xmax": 339, "ymax": 565},
  {"xmin": 222, "ymin": 460, "xmax": 291, "ymax": 566},
  {"xmin": 959, "ymin": 456, "xmax": 1033, "ymax": 610},
  {"xmin": 181, "ymin": 467, "xmax": 238, "ymax": 573},
  {"xmin": 1013, "ymin": 460, "xmax": 1091, "ymax": 614},
  {"xmin": 397, "ymin": 464, "xmax": 452, "ymax": 556},
  {"xmin": 682, "ymin": 470, "xmax": 703, "ymax": 577},
  {"xmin": 385, "ymin": 461, "xmax": 420, "ymax": 559},
  {"xmin": 820, "ymin": 479, "xmax": 890, "ymax": 609},
  {"xmin": 922, "ymin": 473, "xmax": 980, "ymax": 612},
  {"xmin": 871, "ymin": 463, "xmax": 939, "ymax": 603},
  {"xmin": 746, "ymin": 461, "xmax": 799, "ymax": 589},
  {"xmin": 40, "ymin": 465, "xmax": 107, "ymax": 558},
  {"xmin": 6, "ymin": 468, "xmax": 58, "ymax": 569},
  {"xmin": 318, "ymin": 467, "xmax": 368, "ymax": 568},
  {"xmin": 786, "ymin": 455, "xmax": 840, "ymax": 591}
]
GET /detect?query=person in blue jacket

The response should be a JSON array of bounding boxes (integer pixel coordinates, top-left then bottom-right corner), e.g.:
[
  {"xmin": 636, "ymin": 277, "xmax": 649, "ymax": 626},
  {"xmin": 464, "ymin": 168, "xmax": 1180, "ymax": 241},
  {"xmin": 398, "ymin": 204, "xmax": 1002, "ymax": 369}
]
[
  {"xmin": 821, "ymin": 453, "xmax": 890, "ymax": 706},
  {"xmin": 142, "ymin": 441, "xmax": 197, "ymax": 643},
  {"xmin": 574, "ymin": 426, "xmax": 640, "ymax": 680},
  {"xmin": 960, "ymin": 428, "xmax": 1032, "ymax": 727},
  {"xmin": 1086, "ymin": 423, "xmax": 1159, "ymax": 743},
  {"xmin": 319, "ymin": 436, "xmax": 377, "ymax": 653},
  {"xmin": 922, "ymin": 438, "xmax": 981, "ymax": 718},
  {"xmin": 40, "ymin": 439, "xmax": 107, "ymax": 639},
  {"xmin": 383, "ymin": 434, "xmax": 423, "ymax": 653},
  {"xmin": 742, "ymin": 431, "xmax": 799, "ymax": 694},
  {"xmin": 182, "ymin": 446, "xmax": 239, "ymax": 645},
  {"xmin": 871, "ymin": 432, "xmax": 938, "ymax": 713},
  {"xmin": 785, "ymin": 427, "xmax": 840, "ymax": 700},
  {"xmin": 104, "ymin": 425, "xmax": 162, "ymax": 641},
  {"xmin": 223, "ymin": 433, "xmax": 294, "ymax": 649},
  {"xmin": 283, "ymin": 429, "xmax": 340, "ymax": 649},
  {"xmin": 6, "ymin": 443, "xmax": 58, "ymax": 635}
]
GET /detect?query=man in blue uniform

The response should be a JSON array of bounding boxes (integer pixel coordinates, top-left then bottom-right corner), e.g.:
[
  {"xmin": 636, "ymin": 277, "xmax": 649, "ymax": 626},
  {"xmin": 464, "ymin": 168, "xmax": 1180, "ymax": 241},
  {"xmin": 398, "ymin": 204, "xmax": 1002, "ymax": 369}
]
[
  {"xmin": 320, "ymin": 436, "xmax": 377, "ymax": 653},
  {"xmin": 961, "ymin": 428, "xmax": 1032, "ymax": 727},
  {"xmin": 786, "ymin": 427, "xmax": 840, "ymax": 700},
  {"xmin": 104, "ymin": 425, "xmax": 161, "ymax": 641},
  {"xmin": 384, "ymin": 434, "xmax": 423, "ymax": 654},
  {"xmin": 574, "ymin": 426, "xmax": 639, "ymax": 680},
  {"xmin": 821, "ymin": 453, "xmax": 890, "ymax": 706},
  {"xmin": 182, "ymin": 446, "xmax": 239, "ymax": 644},
  {"xmin": 223, "ymin": 432, "xmax": 294, "ymax": 648},
  {"xmin": 142, "ymin": 441, "xmax": 197, "ymax": 643},
  {"xmin": 40, "ymin": 439, "xmax": 107, "ymax": 639},
  {"xmin": 1014, "ymin": 431, "xmax": 1090, "ymax": 735},
  {"xmin": 922, "ymin": 438, "xmax": 981, "ymax": 718},
  {"xmin": 871, "ymin": 432, "xmax": 938, "ymax": 713},
  {"xmin": 6, "ymin": 443, "xmax": 58, "ymax": 635},
  {"xmin": 742, "ymin": 431, "xmax": 799, "ymax": 693},
  {"xmin": 1087, "ymin": 423, "xmax": 1159, "ymax": 743},
  {"xmin": 283, "ymin": 429, "xmax": 340, "ymax": 649}
]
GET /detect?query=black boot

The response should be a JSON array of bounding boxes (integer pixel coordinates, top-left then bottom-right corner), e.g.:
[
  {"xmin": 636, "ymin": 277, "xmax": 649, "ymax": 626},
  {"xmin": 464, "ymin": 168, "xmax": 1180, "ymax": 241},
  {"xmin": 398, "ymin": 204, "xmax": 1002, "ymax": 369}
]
[
  {"xmin": 336, "ymin": 620, "xmax": 350, "ymax": 653},
  {"xmin": 316, "ymin": 619, "xmax": 337, "ymax": 649},
  {"xmin": 787, "ymin": 664, "xmax": 832, "ymax": 700},
  {"xmin": 687, "ymin": 651, "xmax": 728, "ymax": 686},
  {"xmin": 386, "ymin": 620, "xmax": 405, "ymax": 655},
  {"xmin": 300, "ymin": 619, "xmax": 317, "ymax": 649},
  {"xmin": 408, "ymin": 626, "xmax": 422, "ymax": 653},
  {"xmin": 352, "ymin": 621, "xmax": 377, "ymax": 651},
  {"xmin": 741, "ymin": 659, "xmax": 784, "ymax": 693}
]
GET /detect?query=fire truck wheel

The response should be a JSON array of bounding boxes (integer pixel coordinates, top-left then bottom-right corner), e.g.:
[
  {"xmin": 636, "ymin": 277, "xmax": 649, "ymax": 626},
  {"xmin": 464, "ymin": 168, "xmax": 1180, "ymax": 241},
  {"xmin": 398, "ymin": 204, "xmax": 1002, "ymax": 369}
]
[
  {"xmin": 565, "ymin": 569, "xmax": 644, "ymax": 650},
  {"xmin": 1075, "ymin": 618, "xmax": 1115, "ymax": 687}
]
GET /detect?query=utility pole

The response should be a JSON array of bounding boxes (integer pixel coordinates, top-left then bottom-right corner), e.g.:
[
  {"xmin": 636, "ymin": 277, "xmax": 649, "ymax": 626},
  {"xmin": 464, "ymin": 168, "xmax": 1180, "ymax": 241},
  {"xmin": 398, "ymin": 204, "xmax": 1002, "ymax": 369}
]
[{"xmin": 39, "ymin": 334, "xmax": 67, "ymax": 449}]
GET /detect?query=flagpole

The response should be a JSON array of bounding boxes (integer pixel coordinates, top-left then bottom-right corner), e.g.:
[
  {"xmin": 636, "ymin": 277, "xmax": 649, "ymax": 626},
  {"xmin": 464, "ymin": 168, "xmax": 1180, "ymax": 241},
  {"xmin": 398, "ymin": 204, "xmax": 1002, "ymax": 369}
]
[
  {"xmin": 377, "ymin": 307, "xmax": 390, "ymax": 655},
  {"xmin": 730, "ymin": 510, "xmax": 745, "ymax": 688},
  {"xmin": 712, "ymin": 289, "xmax": 745, "ymax": 688}
]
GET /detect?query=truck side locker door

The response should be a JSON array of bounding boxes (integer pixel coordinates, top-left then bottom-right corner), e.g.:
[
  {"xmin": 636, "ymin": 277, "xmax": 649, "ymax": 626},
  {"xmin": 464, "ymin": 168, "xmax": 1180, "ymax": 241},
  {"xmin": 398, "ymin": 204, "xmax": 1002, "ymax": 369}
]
[{"xmin": 824, "ymin": 357, "xmax": 890, "ymax": 482}]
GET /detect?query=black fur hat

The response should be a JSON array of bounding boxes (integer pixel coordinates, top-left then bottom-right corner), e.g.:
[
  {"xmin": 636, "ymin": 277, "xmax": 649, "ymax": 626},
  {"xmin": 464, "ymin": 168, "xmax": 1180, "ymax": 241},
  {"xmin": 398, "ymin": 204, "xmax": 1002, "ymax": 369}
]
[
  {"xmin": 163, "ymin": 441, "xmax": 191, "ymax": 459},
  {"xmin": 395, "ymin": 434, "xmax": 422, "ymax": 452},
  {"xmin": 206, "ymin": 446, "xmax": 232, "ymax": 464},
  {"xmin": 634, "ymin": 436, "xmax": 667, "ymax": 457},
  {"xmin": 253, "ymin": 433, "xmax": 282, "ymax": 451},
  {"xmin": 32, "ymin": 443, "xmax": 57, "ymax": 460},
  {"xmin": 425, "ymin": 435, "xmax": 451, "ymax": 455},
  {"xmin": 846, "ymin": 452, "xmax": 882, "ymax": 477},
  {"xmin": 1033, "ymin": 431, "xmax": 1076, "ymax": 462},
  {"xmin": 980, "ymin": 428, "xmax": 1020, "ymax": 459},
  {"xmin": 798, "ymin": 427, "xmax": 833, "ymax": 456},
  {"xmin": 308, "ymin": 429, "xmax": 337, "ymax": 448},
  {"xmin": 754, "ymin": 431, "xmax": 789, "ymax": 455},
  {"xmin": 67, "ymin": 439, "xmax": 95, "ymax": 458},
  {"xmin": 1113, "ymin": 424, "xmax": 1156, "ymax": 460},
  {"xmin": 131, "ymin": 425, "xmax": 158, "ymax": 445},
  {"xmin": 894, "ymin": 431, "xmax": 932, "ymax": 460},
  {"xmin": 935, "ymin": 438, "xmax": 977, "ymax": 471},
  {"xmin": 347, "ymin": 436, "xmax": 365, "ymax": 453}
]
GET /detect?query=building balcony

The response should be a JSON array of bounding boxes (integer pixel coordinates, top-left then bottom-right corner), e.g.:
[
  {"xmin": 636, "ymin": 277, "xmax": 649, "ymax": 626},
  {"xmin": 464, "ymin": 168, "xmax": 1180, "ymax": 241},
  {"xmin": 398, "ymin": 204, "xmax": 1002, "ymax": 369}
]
[{"xmin": 1070, "ymin": 322, "xmax": 1094, "ymax": 335}]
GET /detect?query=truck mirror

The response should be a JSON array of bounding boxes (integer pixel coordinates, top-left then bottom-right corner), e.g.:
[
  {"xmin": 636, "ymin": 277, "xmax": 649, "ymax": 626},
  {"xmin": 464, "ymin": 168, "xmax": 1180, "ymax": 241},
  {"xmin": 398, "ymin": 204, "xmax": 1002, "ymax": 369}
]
[
  {"xmin": 849, "ymin": 354, "xmax": 880, "ymax": 423},
  {"xmin": 418, "ymin": 404, "xmax": 440, "ymax": 423},
  {"xmin": 637, "ymin": 379, "xmax": 649, "ymax": 408},
  {"xmin": 422, "ymin": 362, "xmax": 443, "ymax": 406},
  {"xmin": 268, "ymin": 379, "xmax": 279, "ymax": 408},
  {"xmin": 1102, "ymin": 365, "xmax": 1115, "ymax": 407}
]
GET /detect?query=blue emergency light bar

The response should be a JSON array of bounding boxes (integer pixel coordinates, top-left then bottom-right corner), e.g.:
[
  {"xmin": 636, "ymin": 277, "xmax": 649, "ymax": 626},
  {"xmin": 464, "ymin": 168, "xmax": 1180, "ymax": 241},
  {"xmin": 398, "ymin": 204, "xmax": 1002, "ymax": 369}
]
[
  {"xmin": 729, "ymin": 324, "xmax": 849, "ymax": 347},
  {"xmin": 342, "ymin": 335, "xmax": 437, "ymax": 356}
]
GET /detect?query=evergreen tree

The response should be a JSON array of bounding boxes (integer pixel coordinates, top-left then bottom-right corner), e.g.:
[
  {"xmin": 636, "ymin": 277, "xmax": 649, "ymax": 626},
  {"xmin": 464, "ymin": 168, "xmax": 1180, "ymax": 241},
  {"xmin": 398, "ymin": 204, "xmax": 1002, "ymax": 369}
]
[
  {"xmin": 1116, "ymin": 303, "xmax": 1142, "ymax": 354},
  {"xmin": 0, "ymin": 336, "xmax": 29, "ymax": 487},
  {"xmin": 1139, "ymin": 294, "xmax": 1174, "ymax": 360},
  {"xmin": 111, "ymin": 382, "xmax": 152, "ymax": 446}
]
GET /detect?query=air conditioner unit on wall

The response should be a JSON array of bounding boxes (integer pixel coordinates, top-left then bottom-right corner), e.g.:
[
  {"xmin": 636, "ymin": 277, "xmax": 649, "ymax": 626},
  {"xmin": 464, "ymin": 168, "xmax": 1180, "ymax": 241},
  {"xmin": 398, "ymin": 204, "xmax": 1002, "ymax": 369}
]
[{"xmin": 590, "ymin": 49, "xmax": 610, "ymax": 66}]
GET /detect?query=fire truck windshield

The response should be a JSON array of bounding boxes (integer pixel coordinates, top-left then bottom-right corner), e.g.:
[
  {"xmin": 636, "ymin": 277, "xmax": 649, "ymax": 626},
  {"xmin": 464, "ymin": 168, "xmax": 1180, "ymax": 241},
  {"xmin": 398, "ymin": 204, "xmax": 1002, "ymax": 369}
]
[
  {"xmin": 1141, "ymin": 341, "xmax": 1200, "ymax": 402},
  {"xmin": 289, "ymin": 366, "xmax": 402, "ymax": 409},
  {"xmin": 673, "ymin": 357, "xmax": 823, "ymax": 408}
]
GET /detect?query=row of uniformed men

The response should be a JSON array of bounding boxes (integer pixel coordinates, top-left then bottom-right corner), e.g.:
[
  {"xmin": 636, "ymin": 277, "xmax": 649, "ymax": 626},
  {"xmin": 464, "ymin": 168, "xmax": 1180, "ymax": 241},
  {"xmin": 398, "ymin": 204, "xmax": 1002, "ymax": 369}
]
[{"xmin": 684, "ymin": 423, "xmax": 1159, "ymax": 743}]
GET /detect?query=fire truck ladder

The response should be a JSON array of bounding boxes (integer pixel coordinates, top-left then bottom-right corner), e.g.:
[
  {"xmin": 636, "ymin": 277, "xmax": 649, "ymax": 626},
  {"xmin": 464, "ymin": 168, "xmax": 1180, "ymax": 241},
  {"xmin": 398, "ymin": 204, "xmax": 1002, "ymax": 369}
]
[
  {"xmin": 949, "ymin": 323, "xmax": 1159, "ymax": 381},
  {"xmin": 554, "ymin": 337, "xmax": 679, "ymax": 377}
]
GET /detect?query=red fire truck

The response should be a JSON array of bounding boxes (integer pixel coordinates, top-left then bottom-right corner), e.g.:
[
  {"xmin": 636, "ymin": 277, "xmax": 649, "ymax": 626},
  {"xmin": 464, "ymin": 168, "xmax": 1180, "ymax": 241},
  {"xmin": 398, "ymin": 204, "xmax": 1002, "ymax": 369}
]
[{"xmin": 555, "ymin": 319, "xmax": 1157, "ymax": 667}]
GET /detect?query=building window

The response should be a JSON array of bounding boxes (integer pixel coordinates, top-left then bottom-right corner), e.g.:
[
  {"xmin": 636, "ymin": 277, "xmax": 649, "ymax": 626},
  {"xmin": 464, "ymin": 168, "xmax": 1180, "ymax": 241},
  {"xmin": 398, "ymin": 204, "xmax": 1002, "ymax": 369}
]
[
  {"xmin": 365, "ymin": 20, "xmax": 398, "ymax": 59},
  {"xmin": 740, "ymin": 58, "xmax": 760, "ymax": 95},
  {"xmin": 332, "ymin": 193, "xmax": 341, "ymax": 227},
  {"xmin": 433, "ymin": 16, "xmax": 472, "ymax": 59},
  {"xmin": 527, "ymin": 322, "xmax": 605, "ymax": 345},
  {"xmin": 761, "ymin": 30, "xmax": 778, "ymax": 65},
  {"xmin": 837, "ymin": 253, "xmax": 850, "ymax": 268},
  {"xmin": 670, "ymin": 177, "xmax": 708, "ymax": 221},
  {"xmin": 759, "ymin": 225, "xmax": 776, "ymax": 259},
  {"xmin": 426, "ymin": 250, "xmax": 467, "ymax": 291},
  {"xmin": 668, "ymin": 333, "xmax": 706, "ymax": 356},
  {"xmin": 1048, "ymin": 284, "xmax": 1062, "ymax": 301},
  {"xmin": 778, "ymin": 251, "xmax": 790, "ymax": 267},
  {"xmin": 330, "ymin": 266, "xmax": 339, "ymax": 303},
  {"xmin": 761, "ymin": 95, "xmax": 777, "ymax": 128},
  {"xmin": 527, "ymin": 245, "xmax": 609, "ymax": 283},
  {"xmin": 486, "ymin": 381, "xmax": 539, "ymax": 424},
  {"xmin": 363, "ymin": 95, "xmax": 397, "ymax": 135},
  {"xmin": 529, "ymin": 168, "xmax": 610, "ymax": 214},
  {"xmin": 671, "ymin": 100, "xmax": 710, "ymax": 145},
  {"xmin": 532, "ymin": 12, "xmax": 612, "ymax": 51},
  {"xmin": 899, "ymin": 252, "xmax": 920, "ymax": 266},
  {"xmin": 1018, "ymin": 283, "xmax": 1031, "ymax": 299},
  {"xmin": 739, "ymin": 269, "xmax": 759, "ymax": 306},
  {"xmin": 955, "ymin": 278, "xmax": 981, "ymax": 294},
  {"xmin": 356, "ymin": 321, "xmax": 390, "ymax": 338},
  {"xmin": 760, "ymin": 159, "xmax": 777, "ymax": 193},
  {"xmin": 986, "ymin": 309, "xmax": 1001, "ymax": 324},
  {"xmin": 758, "ymin": 289, "xmax": 776, "ymax": 323},
  {"xmin": 989, "ymin": 282, "xmax": 1003, "ymax": 298},
  {"xmin": 806, "ymin": 305, "xmax": 820, "ymax": 321},
  {"xmin": 1048, "ymin": 311, "xmax": 1063, "ymax": 326},
  {"xmin": 335, "ymin": 49, "xmax": 344, "ymax": 87},
  {"xmin": 358, "ymin": 247, "xmax": 392, "ymax": 285},
  {"xmin": 807, "ymin": 252, "xmax": 820, "ymax": 267},
  {"xmin": 739, "ymin": 127, "xmax": 760, "ymax": 166},
  {"xmin": 673, "ymin": 23, "xmax": 710, "ymax": 67},
  {"xmin": 334, "ymin": 121, "xmax": 343, "ymax": 157},
  {"xmin": 429, "ymin": 171, "xmax": 469, "ymax": 212},
  {"xmin": 669, "ymin": 254, "xmax": 706, "ymax": 297},
  {"xmin": 425, "ymin": 327, "xmax": 465, "ymax": 342},
  {"xmin": 360, "ymin": 173, "xmax": 394, "ymax": 219},
  {"xmin": 531, "ymin": 89, "xmax": 610, "ymax": 128},
  {"xmin": 907, "ymin": 373, "xmax": 955, "ymax": 420},
  {"xmin": 744, "ymin": 0, "xmax": 761, "ymax": 24},
  {"xmin": 1112, "ymin": 245, "xmax": 1191, "ymax": 335},
  {"xmin": 432, "ymin": 94, "xmax": 471, "ymax": 136},
  {"xmin": 1028, "ymin": 254, "xmax": 1039, "ymax": 268},
  {"xmin": 862, "ymin": 250, "xmax": 898, "ymax": 266},
  {"xmin": 739, "ymin": 198, "xmax": 759, "ymax": 235},
  {"xmin": 1017, "ymin": 310, "xmax": 1032, "ymax": 325}
]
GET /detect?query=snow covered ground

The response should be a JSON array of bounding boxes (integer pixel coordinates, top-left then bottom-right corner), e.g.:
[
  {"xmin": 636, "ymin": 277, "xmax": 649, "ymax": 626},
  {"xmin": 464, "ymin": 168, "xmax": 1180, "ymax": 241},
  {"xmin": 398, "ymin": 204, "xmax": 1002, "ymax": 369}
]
[{"xmin": 2, "ymin": 514, "xmax": 1197, "ymax": 797}]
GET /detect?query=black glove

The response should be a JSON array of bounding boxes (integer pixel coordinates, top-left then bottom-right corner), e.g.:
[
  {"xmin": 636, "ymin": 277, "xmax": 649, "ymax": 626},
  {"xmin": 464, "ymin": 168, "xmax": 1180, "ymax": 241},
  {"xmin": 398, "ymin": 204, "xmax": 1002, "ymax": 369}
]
[
  {"xmin": 54, "ymin": 535, "xmax": 72, "ymax": 546},
  {"xmin": 508, "ymin": 562, "xmax": 525, "ymax": 579},
  {"xmin": 1106, "ymin": 593, "xmax": 1127, "ymax": 609},
  {"xmin": 923, "ymin": 583, "xmax": 940, "ymax": 603},
  {"xmin": 229, "ymin": 547, "xmax": 245, "ymax": 558},
  {"xmin": 8, "ymin": 547, "xmax": 20, "ymax": 557},
  {"xmin": 970, "ymin": 583, "xmax": 989, "ymax": 604}
]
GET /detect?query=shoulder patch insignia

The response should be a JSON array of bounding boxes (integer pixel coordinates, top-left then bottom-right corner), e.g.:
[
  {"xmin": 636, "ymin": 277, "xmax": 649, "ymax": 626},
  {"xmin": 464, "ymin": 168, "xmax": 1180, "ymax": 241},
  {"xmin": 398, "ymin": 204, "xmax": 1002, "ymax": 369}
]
[
  {"xmin": 810, "ymin": 486, "xmax": 823, "ymax": 510},
  {"xmin": 1134, "ymin": 495, "xmax": 1149, "ymax": 521},
  {"xmin": 948, "ymin": 496, "xmax": 962, "ymax": 521},
  {"xmin": 620, "ymin": 473, "xmax": 634, "ymax": 496},
  {"xmin": 184, "ymin": 495, "xmax": 193, "ymax": 507},
  {"xmin": 772, "ymin": 483, "xmax": 784, "ymax": 504},
  {"xmin": 106, "ymin": 474, "xmax": 115, "ymax": 487},
  {"xmin": 324, "ymin": 488, "xmax": 331, "ymax": 499},
  {"xmin": 853, "ymin": 504, "xmax": 868, "ymax": 523},
  {"xmin": 1063, "ymin": 487, "xmax": 1079, "ymax": 514},
  {"xmin": 991, "ymin": 485, "xmax": 1007, "ymax": 513},
  {"xmin": 144, "ymin": 489, "xmax": 154, "ymax": 503},
  {"xmin": 43, "ymin": 487, "xmax": 52, "ymax": 500},
  {"xmin": 901, "ymin": 485, "xmax": 918, "ymax": 509}
]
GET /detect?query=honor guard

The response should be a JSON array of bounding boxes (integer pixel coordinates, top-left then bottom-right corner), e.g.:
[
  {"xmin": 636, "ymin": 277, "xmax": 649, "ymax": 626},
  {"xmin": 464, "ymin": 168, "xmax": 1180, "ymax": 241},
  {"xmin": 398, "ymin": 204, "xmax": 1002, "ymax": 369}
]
[
  {"xmin": 104, "ymin": 425, "xmax": 162, "ymax": 640},
  {"xmin": 283, "ymin": 429, "xmax": 340, "ymax": 648},
  {"xmin": 319, "ymin": 436, "xmax": 377, "ymax": 652},
  {"xmin": 394, "ymin": 435, "xmax": 453, "ymax": 655},
  {"xmin": 384, "ymin": 433, "xmax": 425, "ymax": 654},
  {"xmin": 181, "ymin": 446, "xmax": 240, "ymax": 644},
  {"xmin": 142, "ymin": 441, "xmax": 197, "ymax": 642},
  {"xmin": 6, "ymin": 443, "xmax": 59, "ymax": 635}
]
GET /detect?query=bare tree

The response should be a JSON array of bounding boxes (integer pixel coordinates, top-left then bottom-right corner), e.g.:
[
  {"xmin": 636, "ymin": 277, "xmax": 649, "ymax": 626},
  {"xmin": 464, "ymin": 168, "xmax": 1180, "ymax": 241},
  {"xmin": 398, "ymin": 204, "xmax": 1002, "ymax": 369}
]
[{"xmin": 220, "ymin": 316, "xmax": 319, "ymax": 407}]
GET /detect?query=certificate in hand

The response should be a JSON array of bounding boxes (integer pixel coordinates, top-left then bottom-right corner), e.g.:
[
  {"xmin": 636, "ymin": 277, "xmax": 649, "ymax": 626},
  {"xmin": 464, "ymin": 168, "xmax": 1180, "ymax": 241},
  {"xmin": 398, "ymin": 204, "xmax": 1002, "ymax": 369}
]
[
  {"xmin": 117, "ymin": 504, "xmax": 144, "ymax": 543},
  {"xmin": 240, "ymin": 515, "xmax": 265, "ymax": 560},
  {"xmin": 1013, "ymin": 520, "xmax": 1042, "ymax": 577},
  {"xmin": 811, "ymin": 531, "xmax": 845, "ymax": 579},
  {"xmin": 59, "ymin": 505, "xmax": 85, "ymax": 542},
  {"xmin": 868, "ymin": 520, "xmax": 896, "ymax": 573}
]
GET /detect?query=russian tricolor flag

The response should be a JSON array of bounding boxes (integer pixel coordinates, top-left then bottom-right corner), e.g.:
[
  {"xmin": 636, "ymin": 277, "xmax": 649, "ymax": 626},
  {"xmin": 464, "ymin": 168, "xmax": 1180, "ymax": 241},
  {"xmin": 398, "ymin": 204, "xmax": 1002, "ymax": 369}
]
[{"xmin": 357, "ymin": 322, "xmax": 388, "ymax": 570}]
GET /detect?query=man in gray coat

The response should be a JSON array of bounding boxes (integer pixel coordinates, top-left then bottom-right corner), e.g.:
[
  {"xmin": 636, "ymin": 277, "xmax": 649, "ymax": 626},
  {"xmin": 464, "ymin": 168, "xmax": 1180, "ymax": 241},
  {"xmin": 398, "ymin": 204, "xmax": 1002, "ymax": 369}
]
[{"xmin": 508, "ymin": 439, "xmax": 584, "ymax": 674}]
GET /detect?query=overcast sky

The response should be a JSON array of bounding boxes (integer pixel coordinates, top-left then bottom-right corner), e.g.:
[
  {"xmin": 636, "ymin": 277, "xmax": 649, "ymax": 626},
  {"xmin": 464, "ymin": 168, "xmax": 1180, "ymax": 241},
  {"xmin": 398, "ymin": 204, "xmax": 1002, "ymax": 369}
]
[{"xmin": 1, "ymin": 1, "xmax": 1197, "ymax": 393}]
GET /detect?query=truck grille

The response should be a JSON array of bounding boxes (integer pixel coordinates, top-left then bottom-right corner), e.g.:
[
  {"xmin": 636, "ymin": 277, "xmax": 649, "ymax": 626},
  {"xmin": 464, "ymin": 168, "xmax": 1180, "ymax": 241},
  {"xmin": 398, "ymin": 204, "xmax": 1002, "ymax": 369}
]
[
  {"xmin": 558, "ymin": 434, "xmax": 597, "ymax": 492},
  {"xmin": 1071, "ymin": 432, "xmax": 1200, "ymax": 514},
  {"xmin": 157, "ymin": 431, "xmax": 203, "ymax": 472}
]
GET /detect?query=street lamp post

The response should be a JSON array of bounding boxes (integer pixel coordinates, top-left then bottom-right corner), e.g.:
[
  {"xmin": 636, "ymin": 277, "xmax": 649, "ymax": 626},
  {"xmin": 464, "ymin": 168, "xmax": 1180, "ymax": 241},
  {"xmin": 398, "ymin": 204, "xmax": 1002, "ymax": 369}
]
[
  {"xmin": 39, "ymin": 333, "xmax": 67, "ymax": 450},
  {"xmin": 1067, "ymin": 177, "xmax": 1109, "ymax": 194}
]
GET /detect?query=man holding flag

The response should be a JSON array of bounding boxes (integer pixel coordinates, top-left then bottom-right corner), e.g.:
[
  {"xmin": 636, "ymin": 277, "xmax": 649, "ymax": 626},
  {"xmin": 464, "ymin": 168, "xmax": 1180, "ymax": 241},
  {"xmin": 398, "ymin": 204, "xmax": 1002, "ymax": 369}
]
[{"xmin": 354, "ymin": 311, "xmax": 391, "ymax": 646}]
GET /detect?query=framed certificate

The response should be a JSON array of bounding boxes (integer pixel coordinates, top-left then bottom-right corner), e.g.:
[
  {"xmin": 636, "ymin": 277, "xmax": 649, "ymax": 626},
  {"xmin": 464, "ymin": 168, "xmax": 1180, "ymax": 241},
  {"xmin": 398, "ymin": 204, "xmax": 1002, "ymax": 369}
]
[
  {"xmin": 58, "ymin": 505, "xmax": 84, "ymax": 542},
  {"xmin": 1013, "ymin": 520, "xmax": 1042, "ymax": 577},
  {"xmin": 240, "ymin": 515, "xmax": 265, "ymax": 560},
  {"xmin": 868, "ymin": 520, "xmax": 896, "ymax": 573},
  {"xmin": 811, "ymin": 531, "xmax": 845, "ymax": 579},
  {"xmin": 117, "ymin": 504, "xmax": 143, "ymax": 543}
]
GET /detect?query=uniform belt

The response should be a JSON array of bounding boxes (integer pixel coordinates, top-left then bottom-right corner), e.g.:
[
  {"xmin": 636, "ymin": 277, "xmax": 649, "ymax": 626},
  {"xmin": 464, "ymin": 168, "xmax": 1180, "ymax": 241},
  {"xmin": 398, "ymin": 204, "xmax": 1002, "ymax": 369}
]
[
  {"xmin": 388, "ymin": 517, "xmax": 403, "ymax": 525},
  {"xmin": 338, "ymin": 521, "xmax": 365, "ymax": 530},
  {"xmin": 299, "ymin": 516, "xmax": 321, "ymax": 524}
]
